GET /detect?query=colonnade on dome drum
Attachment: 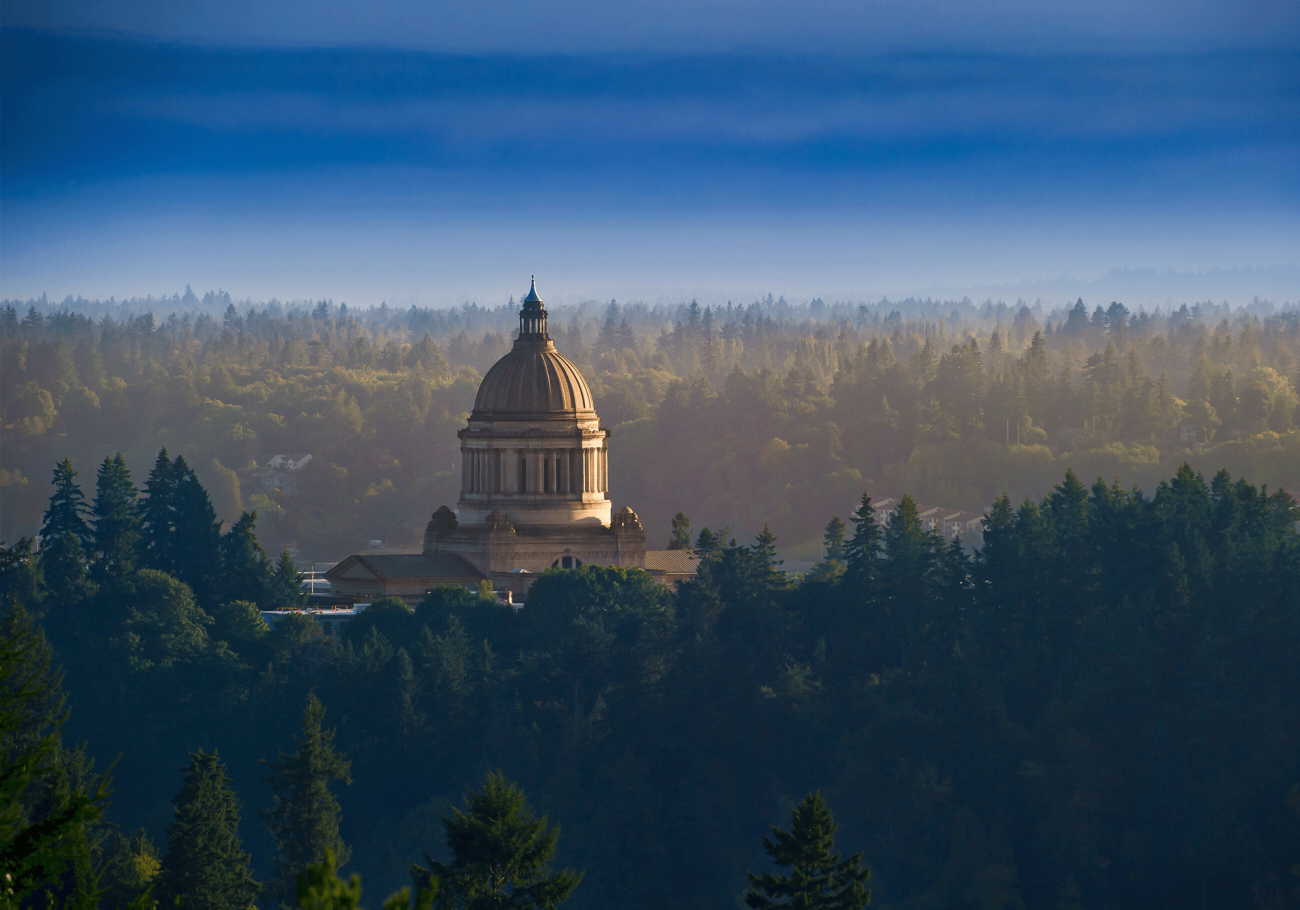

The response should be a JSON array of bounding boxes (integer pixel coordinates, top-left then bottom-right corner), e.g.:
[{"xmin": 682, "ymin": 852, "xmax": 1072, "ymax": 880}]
[{"xmin": 461, "ymin": 444, "xmax": 608, "ymax": 497}]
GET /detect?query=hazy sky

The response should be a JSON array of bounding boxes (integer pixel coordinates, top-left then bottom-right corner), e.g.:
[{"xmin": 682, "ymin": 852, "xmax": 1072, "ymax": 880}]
[{"xmin": 2, "ymin": 2, "xmax": 1297, "ymax": 305}]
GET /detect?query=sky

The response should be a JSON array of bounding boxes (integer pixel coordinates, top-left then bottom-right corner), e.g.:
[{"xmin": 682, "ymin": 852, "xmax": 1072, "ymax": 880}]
[{"xmin": 1, "ymin": 1, "xmax": 1298, "ymax": 306}]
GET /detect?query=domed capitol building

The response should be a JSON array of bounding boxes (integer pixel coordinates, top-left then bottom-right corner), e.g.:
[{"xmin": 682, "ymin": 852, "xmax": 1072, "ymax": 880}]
[{"xmin": 326, "ymin": 278, "xmax": 698, "ymax": 603}]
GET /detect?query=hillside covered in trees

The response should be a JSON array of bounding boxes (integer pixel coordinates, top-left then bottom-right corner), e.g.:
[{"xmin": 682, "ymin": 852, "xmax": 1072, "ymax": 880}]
[
  {"xmin": 3, "ymin": 455, "xmax": 1299, "ymax": 907},
  {"xmin": 2, "ymin": 291, "xmax": 1298, "ymax": 561}
]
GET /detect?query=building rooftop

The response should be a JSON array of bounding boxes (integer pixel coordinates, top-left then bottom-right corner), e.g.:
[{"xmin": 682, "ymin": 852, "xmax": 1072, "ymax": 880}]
[
  {"xmin": 644, "ymin": 549, "xmax": 701, "ymax": 575},
  {"xmin": 325, "ymin": 553, "xmax": 484, "ymax": 581}
]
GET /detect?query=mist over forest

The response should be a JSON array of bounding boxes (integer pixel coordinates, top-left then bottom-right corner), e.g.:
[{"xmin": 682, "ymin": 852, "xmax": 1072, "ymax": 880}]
[{"xmin": 3, "ymin": 288, "xmax": 1298, "ymax": 566}]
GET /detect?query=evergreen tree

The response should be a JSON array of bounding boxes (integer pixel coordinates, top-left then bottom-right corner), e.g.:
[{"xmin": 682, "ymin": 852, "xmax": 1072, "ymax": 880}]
[
  {"xmin": 262, "ymin": 694, "xmax": 353, "ymax": 907},
  {"xmin": 156, "ymin": 750, "xmax": 259, "ymax": 910},
  {"xmin": 822, "ymin": 516, "xmax": 846, "ymax": 562},
  {"xmin": 411, "ymin": 772, "xmax": 582, "ymax": 910},
  {"xmin": 100, "ymin": 828, "xmax": 162, "ymax": 909},
  {"xmin": 667, "ymin": 512, "xmax": 692, "ymax": 550},
  {"xmin": 39, "ymin": 459, "xmax": 93, "ymax": 603},
  {"xmin": 25, "ymin": 744, "xmax": 109, "ymax": 907},
  {"xmin": 744, "ymin": 792, "xmax": 870, "ymax": 910},
  {"xmin": 139, "ymin": 449, "xmax": 179, "ymax": 575},
  {"xmin": 750, "ymin": 523, "xmax": 789, "ymax": 590},
  {"xmin": 842, "ymin": 494, "xmax": 881, "ymax": 598},
  {"xmin": 0, "ymin": 538, "xmax": 39, "ymax": 610},
  {"xmin": 267, "ymin": 549, "xmax": 307, "ymax": 612},
  {"xmin": 298, "ymin": 849, "xmax": 435, "ymax": 910},
  {"xmin": 693, "ymin": 527, "xmax": 720, "ymax": 559},
  {"xmin": 220, "ymin": 511, "xmax": 272, "ymax": 606},
  {"xmin": 90, "ymin": 453, "xmax": 140, "ymax": 583},
  {"xmin": 41, "ymin": 459, "xmax": 93, "ymax": 552},
  {"xmin": 0, "ymin": 605, "xmax": 112, "ymax": 907},
  {"xmin": 170, "ymin": 457, "xmax": 223, "ymax": 600}
]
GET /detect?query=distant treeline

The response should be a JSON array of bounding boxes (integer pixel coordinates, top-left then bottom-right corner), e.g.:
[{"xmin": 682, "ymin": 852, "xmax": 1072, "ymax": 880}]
[
  {"xmin": 3, "ymin": 456, "xmax": 1299, "ymax": 907},
  {"xmin": 2, "ymin": 293, "xmax": 1298, "ymax": 558}
]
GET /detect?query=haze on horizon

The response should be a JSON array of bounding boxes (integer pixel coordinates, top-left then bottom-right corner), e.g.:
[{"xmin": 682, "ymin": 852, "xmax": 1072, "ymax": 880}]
[{"xmin": 1, "ymin": 0, "xmax": 1297, "ymax": 305}]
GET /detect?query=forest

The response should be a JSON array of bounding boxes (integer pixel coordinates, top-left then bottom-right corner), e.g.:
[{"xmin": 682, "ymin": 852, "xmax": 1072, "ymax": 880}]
[
  {"xmin": 2, "ymin": 291, "xmax": 1298, "ymax": 564},
  {"xmin": 2, "ymin": 290, "xmax": 1300, "ymax": 906},
  {"xmin": 2, "ymin": 447, "xmax": 1300, "ymax": 907}
]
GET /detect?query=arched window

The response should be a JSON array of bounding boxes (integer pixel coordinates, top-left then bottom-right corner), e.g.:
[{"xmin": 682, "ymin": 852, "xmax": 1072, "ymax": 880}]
[{"xmin": 549, "ymin": 556, "xmax": 584, "ymax": 569}]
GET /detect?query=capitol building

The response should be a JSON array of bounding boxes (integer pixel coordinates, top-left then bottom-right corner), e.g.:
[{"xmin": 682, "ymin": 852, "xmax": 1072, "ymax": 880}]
[{"xmin": 326, "ymin": 279, "xmax": 698, "ymax": 603}]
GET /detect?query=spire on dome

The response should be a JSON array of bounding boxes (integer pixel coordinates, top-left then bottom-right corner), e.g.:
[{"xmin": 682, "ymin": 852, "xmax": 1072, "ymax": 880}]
[
  {"xmin": 517, "ymin": 275, "xmax": 549, "ymax": 341},
  {"xmin": 523, "ymin": 275, "xmax": 543, "ymax": 305}
]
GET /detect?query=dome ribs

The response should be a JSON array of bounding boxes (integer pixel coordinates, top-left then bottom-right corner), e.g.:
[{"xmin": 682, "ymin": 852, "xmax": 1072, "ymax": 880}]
[{"xmin": 471, "ymin": 347, "xmax": 594, "ymax": 419}]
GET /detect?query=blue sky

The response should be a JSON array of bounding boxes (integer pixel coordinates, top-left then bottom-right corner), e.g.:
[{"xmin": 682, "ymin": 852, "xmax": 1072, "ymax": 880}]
[{"xmin": 1, "ymin": 3, "xmax": 1297, "ymax": 305}]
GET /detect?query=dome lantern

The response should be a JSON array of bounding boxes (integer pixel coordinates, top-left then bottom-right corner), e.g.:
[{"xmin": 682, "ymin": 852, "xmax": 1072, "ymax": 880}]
[
  {"xmin": 471, "ymin": 277, "xmax": 593, "ymax": 419},
  {"xmin": 518, "ymin": 275, "xmax": 548, "ymax": 341}
]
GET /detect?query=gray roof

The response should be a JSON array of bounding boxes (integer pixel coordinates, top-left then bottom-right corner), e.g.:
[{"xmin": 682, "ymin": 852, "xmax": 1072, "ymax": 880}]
[
  {"xmin": 327, "ymin": 553, "xmax": 484, "ymax": 580},
  {"xmin": 643, "ymin": 550, "xmax": 701, "ymax": 575}
]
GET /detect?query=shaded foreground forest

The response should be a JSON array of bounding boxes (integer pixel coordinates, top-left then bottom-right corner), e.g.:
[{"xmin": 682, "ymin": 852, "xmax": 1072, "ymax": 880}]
[
  {"xmin": 3, "ymin": 292, "xmax": 1299, "ymax": 561},
  {"xmin": 4, "ymin": 453, "xmax": 1300, "ymax": 908}
]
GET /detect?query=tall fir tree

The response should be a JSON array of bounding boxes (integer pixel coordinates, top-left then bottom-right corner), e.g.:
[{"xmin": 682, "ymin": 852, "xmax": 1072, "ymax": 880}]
[
  {"xmin": 170, "ymin": 457, "xmax": 223, "ymax": 600},
  {"xmin": 219, "ymin": 511, "xmax": 272, "ymax": 606},
  {"xmin": 744, "ymin": 792, "xmax": 870, "ymax": 910},
  {"xmin": 843, "ymin": 493, "xmax": 881, "ymax": 599},
  {"xmin": 262, "ymin": 694, "xmax": 353, "ymax": 907},
  {"xmin": 156, "ymin": 750, "xmax": 259, "ymax": 910},
  {"xmin": 90, "ymin": 453, "xmax": 139, "ymax": 583},
  {"xmin": 750, "ymin": 523, "xmax": 789, "ymax": 591},
  {"xmin": 39, "ymin": 459, "xmax": 94, "ymax": 605},
  {"xmin": 822, "ymin": 516, "xmax": 847, "ymax": 563},
  {"xmin": 0, "ymin": 605, "xmax": 112, "ymax": 907},
  {"xmin": 41, "ymin": 459, "xmax": 93, "ymax": 552},
  {"xmin": 266, "ymin": 549, "xmax": 307, "ymax": 612},
  {"xmin": 139, "ymin": 449, "xmax": 179, "ymax": 575},
  {"xmin": 411, "ymin": 772, "xmax": 582, "ymax": 909}
]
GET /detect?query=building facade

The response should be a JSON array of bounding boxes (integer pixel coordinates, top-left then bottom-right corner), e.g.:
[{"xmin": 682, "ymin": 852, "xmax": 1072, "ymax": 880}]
[{"xmin": 326, "ymin": 278, "xmax": 694, "ymax": 603}]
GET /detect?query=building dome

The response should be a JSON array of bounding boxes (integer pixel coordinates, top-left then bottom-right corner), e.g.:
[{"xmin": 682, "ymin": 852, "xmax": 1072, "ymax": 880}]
[
  {"xmin": 472, "ymin": 277, "xmax": 596, "ymax": 419},
  {"xmin": 456, "ymin": 278, "xmax": 611, "ymax": 528},
  {"xmin": 472, "ymin": 346, "xmax": 595, "ymax": 418}
]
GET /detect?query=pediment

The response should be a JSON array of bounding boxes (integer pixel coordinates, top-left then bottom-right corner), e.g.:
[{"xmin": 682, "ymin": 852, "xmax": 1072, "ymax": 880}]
[{"xmin": 339, "ymin": 563, "xmax": 378, "ymax": 579}]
